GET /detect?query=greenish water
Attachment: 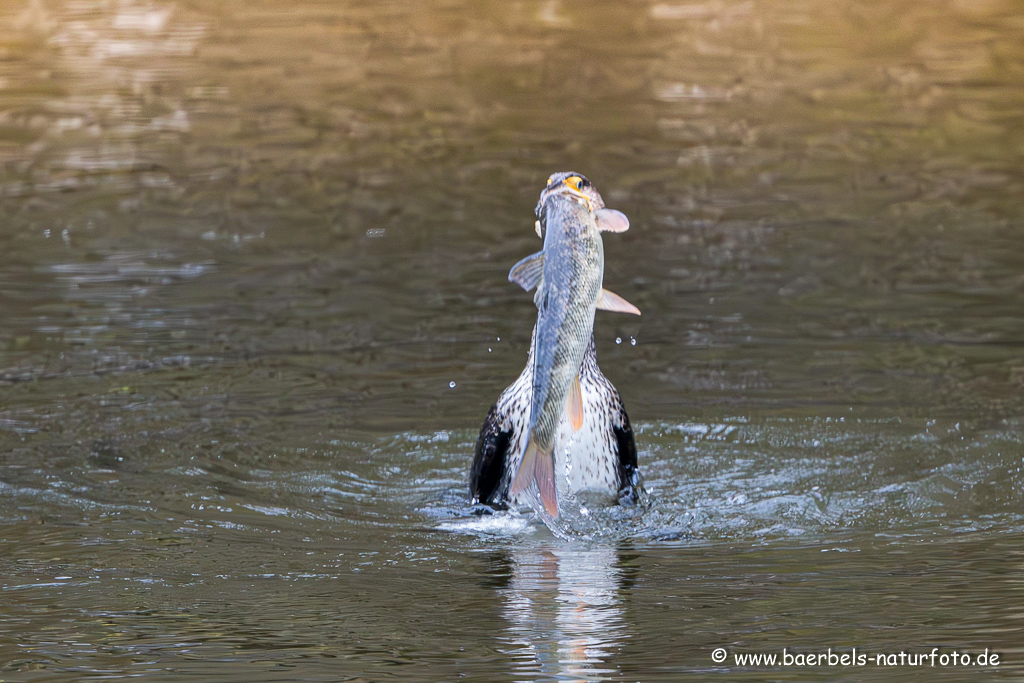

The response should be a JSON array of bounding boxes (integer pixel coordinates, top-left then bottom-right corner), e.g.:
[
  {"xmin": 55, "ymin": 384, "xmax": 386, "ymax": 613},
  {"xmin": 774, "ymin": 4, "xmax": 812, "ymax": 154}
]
[{"xmin": 1, "ymin": 0, "xmax": 1023, "ymax": 680}]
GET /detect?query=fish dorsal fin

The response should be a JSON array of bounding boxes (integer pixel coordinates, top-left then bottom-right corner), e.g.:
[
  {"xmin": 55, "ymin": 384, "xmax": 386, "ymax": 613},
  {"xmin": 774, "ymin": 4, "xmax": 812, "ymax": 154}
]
[
  {"xmin": 596, "ymin": 288, "xmax": 641, "ymax": 315},
  {"xmin": 565, "ymin": 373, "xmax": 584, "ymax": 431},
  {"xmin": 508, "ymin": 251, "xmax": 545, "ymax": 291},
  {"xmin": 595, "ymin": 208, "xmax": 629, "ymax": 233}
]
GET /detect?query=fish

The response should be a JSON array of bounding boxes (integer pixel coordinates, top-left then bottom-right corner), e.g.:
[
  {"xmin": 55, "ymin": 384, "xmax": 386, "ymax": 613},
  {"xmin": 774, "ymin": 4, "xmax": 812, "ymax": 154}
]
[{"xmin": 505, "ymin": 172, "xmax": 640, "ymax": 517}]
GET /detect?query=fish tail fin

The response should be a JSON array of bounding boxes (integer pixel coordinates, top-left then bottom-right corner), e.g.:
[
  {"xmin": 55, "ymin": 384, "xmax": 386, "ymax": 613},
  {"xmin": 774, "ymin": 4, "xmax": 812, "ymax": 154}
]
[
  {"xmin": 534, "ymin": 446, "xmax": 557, "ymax": 517},
  {"xmin": 510, "ymin": 438, "xmax": 559, "ymax": 518}
]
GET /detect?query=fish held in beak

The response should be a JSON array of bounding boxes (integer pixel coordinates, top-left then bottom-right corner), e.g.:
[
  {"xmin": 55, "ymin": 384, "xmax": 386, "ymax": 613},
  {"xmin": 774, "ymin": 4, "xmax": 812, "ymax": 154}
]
[{"xmin": 507, "ymin": 171, "xmax": 641, "ymax": 520}]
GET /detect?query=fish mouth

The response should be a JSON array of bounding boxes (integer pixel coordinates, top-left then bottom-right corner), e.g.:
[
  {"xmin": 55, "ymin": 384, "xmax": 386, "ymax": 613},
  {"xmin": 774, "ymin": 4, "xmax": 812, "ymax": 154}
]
[{"xmin": 540, "ymin": 175, "xmax": 592, "ymax": 209}]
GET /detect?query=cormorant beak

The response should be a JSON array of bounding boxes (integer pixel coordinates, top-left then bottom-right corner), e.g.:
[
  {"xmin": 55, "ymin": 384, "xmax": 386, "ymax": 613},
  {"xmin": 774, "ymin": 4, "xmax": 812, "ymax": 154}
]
[{"xmin": 540, "ymin": 175, "xmax": 591, "ymax": 209}]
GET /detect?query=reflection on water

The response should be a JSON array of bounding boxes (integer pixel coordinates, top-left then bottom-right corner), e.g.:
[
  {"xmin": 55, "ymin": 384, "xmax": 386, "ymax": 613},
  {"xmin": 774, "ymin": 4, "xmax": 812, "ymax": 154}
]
[
  {"xmin": 500, "ymin": 545, "xmax": 625, "ymax": 682},
  {"xmin": 10, "ymin": 0, "xmax": 201, "ymax": 196}
]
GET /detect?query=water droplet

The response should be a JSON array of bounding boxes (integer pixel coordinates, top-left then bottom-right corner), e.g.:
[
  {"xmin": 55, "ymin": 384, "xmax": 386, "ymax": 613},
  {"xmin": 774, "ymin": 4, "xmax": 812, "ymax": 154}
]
[
  {"xmin": 615, "ymin": 337, "xmax": 622, "ymax": 344},
  {"xmin": 630, "ymin": 336, "xmax": 636, "ymax": 346},
  {"xmin": 449, "ymin": 381, "xmax": 456, "ymax": 388},
  {"xmin": 496, "ymin": 337, "xmax": 501, "ymax": 342},
  {"xmin": 487, "ymin": 347, "xmax": 492, "ymax": 352}
]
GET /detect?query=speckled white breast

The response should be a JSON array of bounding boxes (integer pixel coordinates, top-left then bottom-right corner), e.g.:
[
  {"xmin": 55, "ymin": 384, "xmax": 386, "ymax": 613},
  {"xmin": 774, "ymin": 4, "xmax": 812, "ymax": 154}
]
[{"xmin": 494, "ymin": 341, "xmax": 624, "ymax": 508}]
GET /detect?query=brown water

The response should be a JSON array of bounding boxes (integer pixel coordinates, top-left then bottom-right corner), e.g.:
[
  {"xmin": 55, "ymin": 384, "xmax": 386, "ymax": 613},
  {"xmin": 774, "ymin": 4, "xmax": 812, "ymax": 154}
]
[{"xmin": 1, "ymin": 0, "xmax": 1023, "ymax": 680}]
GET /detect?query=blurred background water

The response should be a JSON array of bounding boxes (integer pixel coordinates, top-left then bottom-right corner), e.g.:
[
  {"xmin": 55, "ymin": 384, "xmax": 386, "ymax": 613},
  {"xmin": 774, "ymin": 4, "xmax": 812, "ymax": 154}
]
[{"xmin": 1, "ymin": 0, "xmax": 1023, "ymax": 680}]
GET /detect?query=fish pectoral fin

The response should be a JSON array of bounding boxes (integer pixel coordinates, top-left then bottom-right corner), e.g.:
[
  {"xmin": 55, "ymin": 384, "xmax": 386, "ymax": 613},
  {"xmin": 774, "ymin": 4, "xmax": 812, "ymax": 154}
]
[
  {"xmin": 508, "ymin": 251, "xmax": 545, "ymax": 291},
  {"xmin": 595, "ymin": 208, "xmax": 629, "ymax": 233},
  {"xmin": 596, "ymin": 288, "xmax": 641, "ymax": 316},
  {"xmin": 533, "ymin": 284, "xmax": 546, "ymax": 310},
  {"xmin": 565, "ymin": 373, "xmax": 584, "ymax": 431}
]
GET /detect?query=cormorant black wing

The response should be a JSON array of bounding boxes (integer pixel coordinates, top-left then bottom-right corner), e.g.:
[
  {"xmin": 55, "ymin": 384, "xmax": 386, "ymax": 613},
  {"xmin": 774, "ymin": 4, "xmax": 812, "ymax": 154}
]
[
  {"xmin": 469, "ymin": 403, "xmax": 513, "ymax": 507},
  {"xmin": 613, "ymin": 398, "xmax": 642, "ymax": 505}
]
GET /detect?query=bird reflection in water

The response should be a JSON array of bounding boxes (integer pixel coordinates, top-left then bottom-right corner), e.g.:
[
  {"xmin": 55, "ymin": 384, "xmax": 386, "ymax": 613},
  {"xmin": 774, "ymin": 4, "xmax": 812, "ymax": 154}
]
[{"xmin": 496, "ymin": 545, "xmax": 628, "ymax": 682}]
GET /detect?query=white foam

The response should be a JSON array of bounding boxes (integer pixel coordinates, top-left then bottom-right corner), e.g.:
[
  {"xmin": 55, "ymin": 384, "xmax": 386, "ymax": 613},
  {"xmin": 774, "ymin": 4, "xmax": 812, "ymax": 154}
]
[{"xmin": 437, "ymin": 514, "xmax": 536, "ymax": 537}]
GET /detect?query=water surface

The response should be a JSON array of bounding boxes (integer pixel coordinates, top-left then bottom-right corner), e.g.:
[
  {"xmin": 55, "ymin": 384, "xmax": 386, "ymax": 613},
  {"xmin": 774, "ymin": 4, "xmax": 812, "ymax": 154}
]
[{"xmin": 1, "ymin": 0, "xmax": 1023, "ymax": 680}]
